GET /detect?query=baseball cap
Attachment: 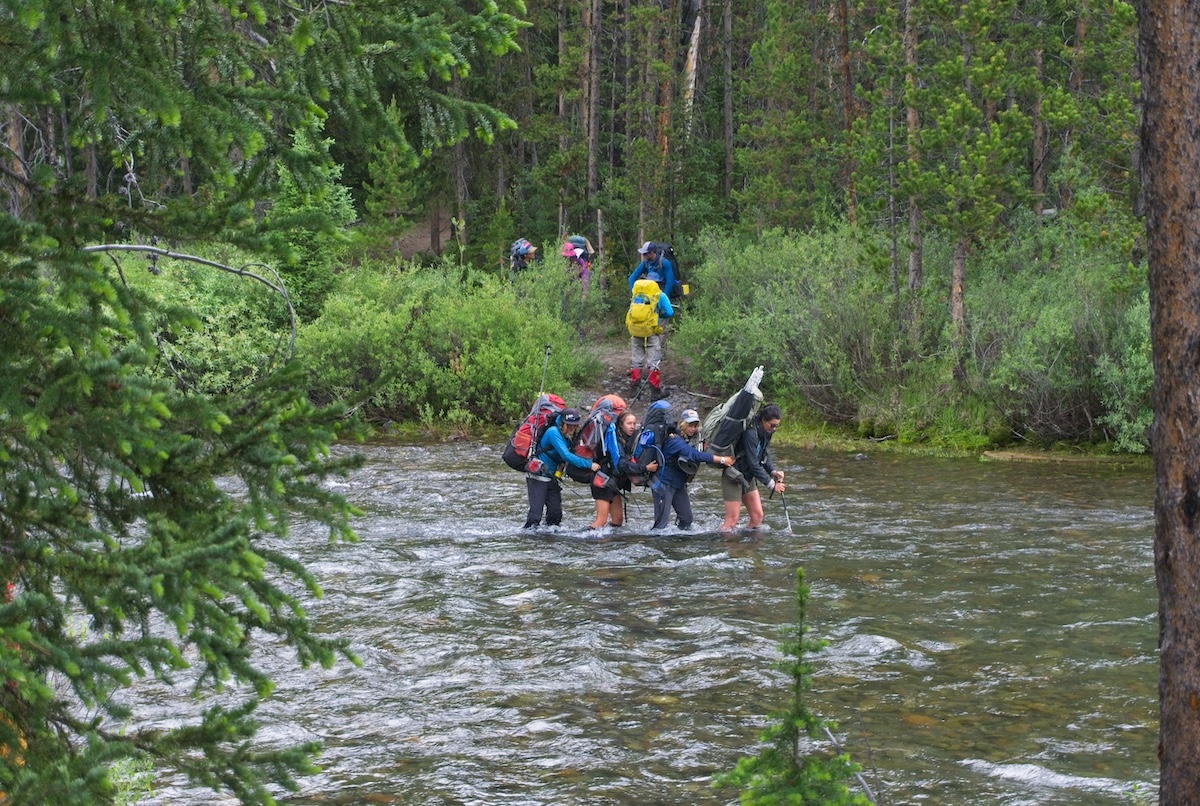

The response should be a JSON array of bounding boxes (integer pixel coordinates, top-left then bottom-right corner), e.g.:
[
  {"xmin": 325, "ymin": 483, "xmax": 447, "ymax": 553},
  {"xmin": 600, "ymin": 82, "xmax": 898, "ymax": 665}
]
[
  {"xmin": 561, "ymin": 408, "xmax": 583, "ymax": 425},
  {"xmin": 637, "ymin": 241, "xmax": 656, "ymax": 254},
  {"xmin": 681, "ymin": 409, "xmax": 700, "ymax": 424}
]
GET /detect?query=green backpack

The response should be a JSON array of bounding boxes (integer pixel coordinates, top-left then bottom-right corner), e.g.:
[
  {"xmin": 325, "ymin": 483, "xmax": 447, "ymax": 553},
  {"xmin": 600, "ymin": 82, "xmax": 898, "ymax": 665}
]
[{"xmin": 701, "ymin": 388, "xmax": 763, "ymax": 454}]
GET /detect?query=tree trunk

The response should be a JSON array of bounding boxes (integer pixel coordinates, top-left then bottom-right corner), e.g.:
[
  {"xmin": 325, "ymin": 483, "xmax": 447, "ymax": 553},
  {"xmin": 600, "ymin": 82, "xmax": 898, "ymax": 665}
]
[
  {"xmin": 950, "ymin": 235, "xmax": 966, "ymax": 349},
  {"xmin": 1032, "ymin": 43, "xmax": 1045, "ymax": 216},
  {"xmin": 1139, "ymin": 1, "xmax": 1200, "ymax": 801},
  {"xmin": 723, "ymin": 0, "xmax": 734, "ymax": 199},
  {"xmin": 837, "ymin": 0, "xmax": 856, "ymax": 224},
  {"xmin": 904, "ymin": 0, "xmax": 922, "ymax": 290},
  {"xmin": 558, "ymin": 0, "xmax": 569, "ymax": 235}
]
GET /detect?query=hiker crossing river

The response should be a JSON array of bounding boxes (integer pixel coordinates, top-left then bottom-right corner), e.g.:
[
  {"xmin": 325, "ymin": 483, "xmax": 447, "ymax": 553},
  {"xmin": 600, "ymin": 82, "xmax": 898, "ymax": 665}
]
[{"xmin": 140, "ymin": 444, "xmax": 1157, "ymax": 805}]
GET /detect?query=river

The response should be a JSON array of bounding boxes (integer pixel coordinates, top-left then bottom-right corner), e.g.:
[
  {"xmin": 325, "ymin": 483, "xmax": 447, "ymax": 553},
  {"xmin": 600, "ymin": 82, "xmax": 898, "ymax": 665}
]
[{"xmin": 149, "ymin": 441, "xmax": 1157, "ymax": 805}]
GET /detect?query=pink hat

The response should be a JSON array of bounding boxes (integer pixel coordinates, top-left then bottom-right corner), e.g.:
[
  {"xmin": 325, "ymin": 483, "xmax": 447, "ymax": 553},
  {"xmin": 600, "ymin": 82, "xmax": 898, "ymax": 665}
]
[{"xmin": 561, "ymin": 242, "xmax": 576, "ymax": 257}]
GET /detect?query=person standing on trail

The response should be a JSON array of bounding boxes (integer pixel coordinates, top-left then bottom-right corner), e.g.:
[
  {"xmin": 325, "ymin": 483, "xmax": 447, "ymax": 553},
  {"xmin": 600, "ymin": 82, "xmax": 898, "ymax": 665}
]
[
  {"xmin": 626, "ymin": 268, "xmax": 673, "ymax": 398},
  {"xmin": 653, "ymin": 409, "xmax": 733, "ymax": 530},
  {"xmin": 525, "ymin": 408, "xmax": 599, "ymax": 529},
  {"xmin": 627, "ymin": 241, "xmax": 676, "ymax": 299}
]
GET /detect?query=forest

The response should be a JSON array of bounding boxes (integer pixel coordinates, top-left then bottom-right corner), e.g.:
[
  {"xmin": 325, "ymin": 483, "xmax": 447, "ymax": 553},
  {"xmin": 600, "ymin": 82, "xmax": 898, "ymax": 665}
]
[
  {"xmin": 3, "ymin": 0, "xmax": 1149, "ymax": 453},
  {"xmin": 0, "ymin": 0, "xmax": 1168, "ymax": 802}
]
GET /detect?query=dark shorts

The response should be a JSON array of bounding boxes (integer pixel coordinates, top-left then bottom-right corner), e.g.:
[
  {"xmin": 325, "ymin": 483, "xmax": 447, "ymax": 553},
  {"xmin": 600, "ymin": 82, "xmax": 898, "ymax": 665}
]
[{"xmin": 590, "ymin": 484, "xmax": 618, "ymax": 503}]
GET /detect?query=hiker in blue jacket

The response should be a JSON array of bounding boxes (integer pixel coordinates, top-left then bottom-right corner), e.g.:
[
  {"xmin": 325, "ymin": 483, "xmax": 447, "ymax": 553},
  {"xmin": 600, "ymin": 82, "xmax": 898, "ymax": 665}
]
[
  {"xmin": 525, "ymin": 408, "xmax": 599, "ymax": 528},
  {"xmin": 627, "ymin": 241, "xmax": 676, "ymax": 297},
  {"xmin": 653, "ymin": 409, "xmax": 733, "ymax": 530}
]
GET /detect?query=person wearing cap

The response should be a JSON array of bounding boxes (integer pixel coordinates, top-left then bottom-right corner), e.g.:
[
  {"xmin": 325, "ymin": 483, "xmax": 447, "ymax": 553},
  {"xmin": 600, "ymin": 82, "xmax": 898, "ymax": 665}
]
[
  {"xmin": 720, "ymin": 403, "xmax": 786, "ymax": 532},
  {"xmin": 627, "ymin": 241, "xmax": 676, "ymax": 297},
  {"xmin": 510, "ymin": 238, "xmax": 537, "ymax": 273},
  {"xmin": 525, "ymin": 408, "xmax": 600, "ymax": 529},
  {"xmin": 652, "ymin": 408, "xmax": 733, "ymax": 531},
  {"xmin": 626, "ymin": 271, "xmax": 674, "ymax": 398}
]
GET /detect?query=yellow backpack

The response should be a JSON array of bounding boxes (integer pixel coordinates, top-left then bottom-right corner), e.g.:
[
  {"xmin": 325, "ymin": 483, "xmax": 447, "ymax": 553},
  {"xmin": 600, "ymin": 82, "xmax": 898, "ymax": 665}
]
[{"xmin": 626, "ymin": 277, "xmax": 664, "ymax": 337}]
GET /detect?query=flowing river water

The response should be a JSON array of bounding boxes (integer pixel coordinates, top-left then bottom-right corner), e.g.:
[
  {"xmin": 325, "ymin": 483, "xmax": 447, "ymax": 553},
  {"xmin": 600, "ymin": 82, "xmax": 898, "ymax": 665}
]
[{"xmin": 148, "ymin": 441, "xmax": 1157, "ymax": 805}]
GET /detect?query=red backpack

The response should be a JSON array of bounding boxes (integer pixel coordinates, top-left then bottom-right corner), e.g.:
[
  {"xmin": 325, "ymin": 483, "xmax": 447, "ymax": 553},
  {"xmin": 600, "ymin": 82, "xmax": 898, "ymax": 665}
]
[
  {"xmin": 564, "ymin": 395, "xmax": 626, "ymax": 483},
  {"xmin": 502, "ymin": 394, "xmax": 566, "ymax": 472}
]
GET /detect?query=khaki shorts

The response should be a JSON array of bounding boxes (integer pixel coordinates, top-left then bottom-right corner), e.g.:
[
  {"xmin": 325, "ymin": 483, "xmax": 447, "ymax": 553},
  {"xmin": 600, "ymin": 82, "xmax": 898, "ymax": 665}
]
[{"xmin": 720, "ymin": 467, "xmax": 752, "ymax": 502}]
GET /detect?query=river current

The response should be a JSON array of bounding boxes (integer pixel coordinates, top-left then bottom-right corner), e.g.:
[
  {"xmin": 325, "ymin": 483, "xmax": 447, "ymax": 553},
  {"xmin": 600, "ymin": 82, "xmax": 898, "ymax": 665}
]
[{"xmin": 146, "ymin": 441, "xmax": 1157, "ymax": 805}]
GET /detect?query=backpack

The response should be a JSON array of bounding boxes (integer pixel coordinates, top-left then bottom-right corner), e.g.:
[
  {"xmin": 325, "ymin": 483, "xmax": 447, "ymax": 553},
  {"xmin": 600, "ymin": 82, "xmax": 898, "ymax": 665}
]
[
  {"xmin": 700, "ymin": 387, "xmax": 763, "ymax": 455},
  {"xmin": 656, "ymin": 242, "xmax": 685, "ymax": 300},
  {"xmin": 502, "ymin": 393, "xmax": 566, "ymax": 472},
  {"xmin": 510, "ymin": 238, "xmax": 535, "ymax": 271},
  {"xmin": 626, "ymin": 277, "xmax": 664, "ymax": 338},
  {"xmin": 630, "ymin": 400, "xmax": 672, "ymax": 487},
  {"xmin": 565, "ymin": 395, "xmax": 626, "ymax": 483},
  {"xmin": 566, "ymin": 235, "xmax": 594, "ymax": 265}
]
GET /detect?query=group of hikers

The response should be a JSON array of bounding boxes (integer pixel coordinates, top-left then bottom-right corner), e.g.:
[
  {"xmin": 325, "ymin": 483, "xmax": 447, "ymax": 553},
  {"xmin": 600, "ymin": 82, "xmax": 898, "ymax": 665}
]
[
  {"xmin": 504, "ymin": 366, "xmax": 787, "ymax": 533},
  {"xmin": 512, "ymin": 236, "xmax": 684, "ymax": 401}
]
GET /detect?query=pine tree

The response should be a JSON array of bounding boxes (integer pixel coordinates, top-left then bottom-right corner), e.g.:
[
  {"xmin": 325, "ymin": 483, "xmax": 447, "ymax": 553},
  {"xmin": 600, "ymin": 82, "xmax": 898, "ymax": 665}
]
[{"xmin": 0, "ymin": 1, "xmax": 521, "ymax": 802}]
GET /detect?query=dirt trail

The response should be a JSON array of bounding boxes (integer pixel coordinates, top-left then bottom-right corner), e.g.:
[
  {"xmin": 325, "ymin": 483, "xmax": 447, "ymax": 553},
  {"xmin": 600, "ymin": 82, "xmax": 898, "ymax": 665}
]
[{"xmin": 575, "ymin": 333, "xmax": 714, "ymax": 418}]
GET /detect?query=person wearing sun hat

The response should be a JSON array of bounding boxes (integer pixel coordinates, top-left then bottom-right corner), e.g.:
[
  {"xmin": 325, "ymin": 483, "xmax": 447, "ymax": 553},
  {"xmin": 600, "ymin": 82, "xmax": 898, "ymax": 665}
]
[
  {"xmin": 524, "ymin": 408, "xmax": 599, "ymax": 529},
  {"xmin": 651, "ymin": 408, "xmax": 733, "ymax": 530}
]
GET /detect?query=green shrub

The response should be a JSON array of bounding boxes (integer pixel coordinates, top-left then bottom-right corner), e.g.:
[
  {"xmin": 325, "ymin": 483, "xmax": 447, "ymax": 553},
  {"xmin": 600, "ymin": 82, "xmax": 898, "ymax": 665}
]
[
  {"xmin": 297, "ymin": 259, "xmax": 601, "ymax": 422},
  {"xmin": 115, "ymin": 246, "xmax": 295, "ymax": 395},
  {"xmin": 1094, "ymin": 287, "xmax": 1152, "ymax": 452}
]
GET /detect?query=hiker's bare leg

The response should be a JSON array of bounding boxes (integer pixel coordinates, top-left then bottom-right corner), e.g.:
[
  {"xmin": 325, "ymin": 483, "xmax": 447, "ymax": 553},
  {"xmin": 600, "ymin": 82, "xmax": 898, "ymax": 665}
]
[
  {"xmin": 590, "ymin": 499, "xmax": 611, "ymax": 530},
  {"xmin": 721, "ymin": 500, "xmax": 741, "ymax": 531},
  {"xmin": 745, "ymin": 489, "xmax": 765, "ymax": 528}
]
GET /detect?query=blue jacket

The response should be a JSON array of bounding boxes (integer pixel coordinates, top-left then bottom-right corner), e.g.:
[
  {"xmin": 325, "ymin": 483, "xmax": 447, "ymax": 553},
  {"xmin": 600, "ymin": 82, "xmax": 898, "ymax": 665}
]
[
  {"xmin": 596, "ymin": 423, "xmax": 623, "ymax": 474},
  {"xmin": 659, "ymin": 433, "xmax": 716, "ymax": 490},
  {"xmin": 535, "ymin": 425, "xmax": 594, "ymax": 477},
  {"xmin": 628, "ymin": 255, "xmax": 676, "ymax": 296}
]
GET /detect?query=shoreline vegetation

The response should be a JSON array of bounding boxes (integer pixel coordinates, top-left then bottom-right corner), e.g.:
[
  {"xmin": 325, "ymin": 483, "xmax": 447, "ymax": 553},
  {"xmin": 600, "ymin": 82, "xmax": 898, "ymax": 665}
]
[{"xmin": 117, "ymin": 222, "xmax": 1151, "ymax": 466}]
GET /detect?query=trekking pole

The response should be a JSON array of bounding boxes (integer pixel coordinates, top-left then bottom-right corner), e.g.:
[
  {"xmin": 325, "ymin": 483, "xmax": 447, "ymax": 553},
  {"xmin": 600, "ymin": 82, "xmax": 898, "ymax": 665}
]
[
  {"xmin": 770, "ymin": 484, "xmax": 794, "ymax": 534},
  {"xmin": 780, "ymin": 489, "xmax": 793, "ymax": 534},
  {"xmin": 538, "ymin": 343, "xmax": 552, "ymax": 397}
]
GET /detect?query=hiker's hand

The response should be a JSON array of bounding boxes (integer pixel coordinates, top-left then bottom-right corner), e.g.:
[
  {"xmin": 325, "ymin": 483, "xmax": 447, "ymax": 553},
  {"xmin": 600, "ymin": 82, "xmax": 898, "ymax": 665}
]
[
  {"xmin": 646, "ymin": 461, "xmax": 659, "ymax": 472},
  {"xmin": 772, "ymin": 470, "xmax": 785, "ymax": 483},
  {"xmin": 591, "ymin": 462, "xmax": 600, "ymax": 472},
  {"xmin": 744, "ymin": 365, "xmax": 764, "ymax": 395},
  {"xmin": 716, "ymin": 455, "xmax": 733, "ymax": 467},
  {"xmin": 773, "ymin": 480, "xmax": 786, "ymax": 494}
]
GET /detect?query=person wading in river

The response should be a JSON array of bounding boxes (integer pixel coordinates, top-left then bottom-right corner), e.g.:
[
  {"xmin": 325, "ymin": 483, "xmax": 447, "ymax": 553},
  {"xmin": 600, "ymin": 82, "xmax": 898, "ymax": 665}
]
[
  {"xmin": 525, "ymin": 408, "xmax": 599, "ymax": 529},
  {"xmin": 720, "ymin": 403, "xmax": 785, "ymax": 532},
  {"xmin": 654, "ymin": 410, "xmax": 733, "ymax": 531}
]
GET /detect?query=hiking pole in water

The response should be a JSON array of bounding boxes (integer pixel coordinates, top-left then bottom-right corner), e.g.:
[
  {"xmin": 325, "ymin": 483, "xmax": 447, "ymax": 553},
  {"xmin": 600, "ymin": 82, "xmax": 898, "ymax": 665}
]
[
  {"xmin": 771, "ymin": 484, "xmax": 794, "ymax": 534},
  {"xmin": 538, "ymin": 343, "xmax": 552, "ymax": 397}
]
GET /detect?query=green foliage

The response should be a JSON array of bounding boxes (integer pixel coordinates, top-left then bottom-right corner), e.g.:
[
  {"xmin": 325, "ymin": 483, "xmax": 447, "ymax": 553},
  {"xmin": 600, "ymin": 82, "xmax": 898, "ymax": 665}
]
[
  {"xmin": 713, "ymin": 568, "xmax": 870, "ymax": 805},
  {"xmin": 267, "ymin": 125, "xmax": 358, "ymax": 321},
  {"xmin": 115, "ymin": 247, "xmax": 295, "ymax": 395},
  {"xmin": 297, "ymin": 259, "xmax": 602, "ymax": 423},
  {"xmin": 0, "ymin": 239, "xmax": 365, "ymax": 804},
  {"xmin": 1094, "ymin": 287, "xmax": 1152, "ymax": 452},
  {"xmin": 676, "ymin": 222, "xmax": 1145, "ymax": 450}
]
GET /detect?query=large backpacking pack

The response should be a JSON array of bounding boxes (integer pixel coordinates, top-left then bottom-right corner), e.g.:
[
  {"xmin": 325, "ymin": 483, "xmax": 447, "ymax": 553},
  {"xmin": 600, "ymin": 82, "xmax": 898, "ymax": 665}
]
[
  {"xmin": 626, "ymin": 277, "xmax": 664, "ymax": 338},
  {"xmin": 700, "ymin": 387, "xmax": 763, "ymax": 455},
  {"xmin": 565, "ymin": 394, "xmax": 626, "ymax": 484},
  {"xmin": 502, "ymin": 393, "xmax": 566, "ymax": 472},
  {"xmin": 510, "ymin": 238, "xmax": 536, "ymax": 272},
  {"xmin": 629, "ymin": 399, "xmax": 672, "ymax": 487},
  {"xmin": 564, "ymin": 234, "xmax": 594, "ymax": 265},
  {"xmin": 655, "ymin": 242, "xmax": 686, "ymax": 301}
]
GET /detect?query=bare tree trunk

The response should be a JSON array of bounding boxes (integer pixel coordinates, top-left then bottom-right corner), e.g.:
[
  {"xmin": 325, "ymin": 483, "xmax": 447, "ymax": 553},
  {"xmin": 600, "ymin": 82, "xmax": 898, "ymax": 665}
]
[
  {"xmin": 453, "ymin": 140, "xmax": 467, "ymax": 246},
  {"xmin": 1139, "ymin": 1, "xmax": 1200, "ymax": 800},
  {"xmin": 837, "ymin": 0, "xmax": 857, "ymax": 224},
  {"xmin": 904, "ymin": 0, "xmax": 922, "ymax": 290},
  {"xmin": 723, "ymin": 0, "xmax": 734, "ymax": 200},
  {"xmin": 429, "ymin": 196, "xmax": 441, "ymax": 255},
  {"xmin": 1032, "ymin": 43, "xmax": 1045, "ymax": 216},
  {"xmin": 558, "ymin": 0, "xmax": 569, "ymax": 235},
  {"xmin": 950, "ymin": 235, "xmax": 966, "ymax": 349},
  {"xmin": 4, "ymin": 104, "xmax": 28, "ymax": 217}
]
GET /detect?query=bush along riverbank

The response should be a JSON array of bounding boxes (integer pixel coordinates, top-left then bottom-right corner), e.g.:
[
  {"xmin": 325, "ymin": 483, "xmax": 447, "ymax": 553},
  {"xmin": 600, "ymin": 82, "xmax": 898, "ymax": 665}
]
[{"xmin": 118, "ymin": 220, "xmax": 1149, "ymax": 457}]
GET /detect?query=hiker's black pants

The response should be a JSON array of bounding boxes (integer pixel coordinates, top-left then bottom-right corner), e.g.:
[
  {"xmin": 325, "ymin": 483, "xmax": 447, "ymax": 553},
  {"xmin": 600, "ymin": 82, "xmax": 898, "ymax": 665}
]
[{"xmin": 525, "ymin": 476, "xmax": 562, "ymax": 528}]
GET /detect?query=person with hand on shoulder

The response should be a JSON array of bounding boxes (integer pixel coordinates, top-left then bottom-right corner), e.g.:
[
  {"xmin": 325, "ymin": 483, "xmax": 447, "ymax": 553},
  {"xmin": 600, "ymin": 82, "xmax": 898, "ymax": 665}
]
[
  {"xmin": 525, "ymin": 408, "xmax": 599, "ymax": 529},
  {"xmin": 720, "ymin": 403, "xmax": 785, "ymax": 532},
  {"xmin": 653, "ymin": 409, "xmax": 734, "ymax": 531}
]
